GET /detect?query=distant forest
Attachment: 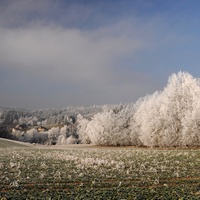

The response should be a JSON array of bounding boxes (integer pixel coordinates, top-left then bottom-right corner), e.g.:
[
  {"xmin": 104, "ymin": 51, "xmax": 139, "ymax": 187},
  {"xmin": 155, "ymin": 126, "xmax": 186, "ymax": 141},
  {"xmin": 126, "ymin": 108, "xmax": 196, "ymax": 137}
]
[{"xmin": 0, "ymin": 105, "xmax": 102, "ymax": 125}]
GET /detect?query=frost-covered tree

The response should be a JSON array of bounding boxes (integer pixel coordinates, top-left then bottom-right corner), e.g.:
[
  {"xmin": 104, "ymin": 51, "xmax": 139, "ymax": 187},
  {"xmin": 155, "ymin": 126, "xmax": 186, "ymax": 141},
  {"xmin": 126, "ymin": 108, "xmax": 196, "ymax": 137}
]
[
  {"xmin": 57, "ymin": 125, "xmax": 78, "ymax": 144},
  {"xmin": 27, "ymin": 116, "xmax": 38, "ymax": 126},
  {"xmin": 76, "ymin": 114, "xmax": 90, "ymax": 144},
  {"xmin": 57, "ymin": 125, "xmax": 67, "ymax": 145},
  {"xmin": 47, "ymin": 127, "xmax": 60, "ymax": 145},
  {"xmin": 23, "ymin": 128, "xmax": 48, "ymax": 144},
  {"xmin": 181, "ymin": 101, "xmax": 200, "ymax": 146},
  {"xmin": 86, "ymin": 104, "xmax": 137, "ymax": 146},
  {"xmin": 133, "ymin": 92, "xmax": 161, "ymax": 147},
  {"xmin": 134, "ymin": 71, "xmax": 200, "ymax": 147},
  {"xmin": 66, "ymin": 135, "xmax": 77, "ymax": 144}
]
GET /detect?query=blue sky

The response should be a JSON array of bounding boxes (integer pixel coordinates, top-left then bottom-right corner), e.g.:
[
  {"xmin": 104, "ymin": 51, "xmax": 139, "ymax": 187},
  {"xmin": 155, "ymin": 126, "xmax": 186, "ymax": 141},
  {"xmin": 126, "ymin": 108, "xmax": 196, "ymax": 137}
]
[{"xmin": 1, "ymin": 0, "xmax": 200, "ymax": 110}]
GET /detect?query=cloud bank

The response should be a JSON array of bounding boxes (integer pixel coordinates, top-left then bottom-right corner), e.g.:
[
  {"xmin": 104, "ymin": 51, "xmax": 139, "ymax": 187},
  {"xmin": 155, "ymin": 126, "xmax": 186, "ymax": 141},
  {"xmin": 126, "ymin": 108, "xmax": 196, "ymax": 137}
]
[{"xmin": 1, "ymin": 0, "xmax": 199, "ymax": 109}]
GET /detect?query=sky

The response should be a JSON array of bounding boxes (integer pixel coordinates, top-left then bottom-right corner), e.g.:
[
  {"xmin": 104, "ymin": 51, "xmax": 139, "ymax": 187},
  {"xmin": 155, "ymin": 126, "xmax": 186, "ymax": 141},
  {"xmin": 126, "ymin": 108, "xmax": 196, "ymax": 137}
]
[{"xmin": 1, "ymin": 0, "xmax": 200, "ymax": 110}]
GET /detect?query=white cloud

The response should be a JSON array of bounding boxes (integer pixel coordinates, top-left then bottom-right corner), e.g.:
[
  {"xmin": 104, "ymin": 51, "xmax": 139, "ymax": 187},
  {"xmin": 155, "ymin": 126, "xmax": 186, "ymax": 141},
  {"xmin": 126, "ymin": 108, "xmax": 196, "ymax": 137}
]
[{"xmin": 0, "ymin": 24, "xmax": 143, "ymax": 84}]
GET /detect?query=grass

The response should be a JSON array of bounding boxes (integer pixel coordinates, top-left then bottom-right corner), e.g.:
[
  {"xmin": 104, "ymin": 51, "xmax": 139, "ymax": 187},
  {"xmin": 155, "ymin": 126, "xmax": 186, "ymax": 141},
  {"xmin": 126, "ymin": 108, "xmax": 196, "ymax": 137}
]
[
  {"xmin": 0, "ymin": 138, "xmax": 29, "ymax": 148},
  {"xmin": 0, "ymin": 138, "xmax": 200, "ymax": 199}
]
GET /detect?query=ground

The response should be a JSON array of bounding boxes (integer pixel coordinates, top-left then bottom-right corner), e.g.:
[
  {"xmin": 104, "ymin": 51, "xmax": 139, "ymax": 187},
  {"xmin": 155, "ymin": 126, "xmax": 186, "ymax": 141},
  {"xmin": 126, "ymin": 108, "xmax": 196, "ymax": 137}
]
[{"xmin": 0, "ymin": 138, "xmax": 200, "ymax": 199}]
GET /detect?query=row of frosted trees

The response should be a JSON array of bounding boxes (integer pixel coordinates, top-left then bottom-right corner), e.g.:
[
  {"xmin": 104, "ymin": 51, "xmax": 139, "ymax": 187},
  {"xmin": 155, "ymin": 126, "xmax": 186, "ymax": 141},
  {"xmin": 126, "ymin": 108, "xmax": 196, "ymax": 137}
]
[
  {"xmin": 12, "ymin": 125, "xmax": 78, "ymax": 145},
  {"xmin": 9, "ymin": 71, "xmax": 200, "ymax": 147},
  {"xmin": 77, "ymin": 72, "xmax": 200, "ymax": 147}
]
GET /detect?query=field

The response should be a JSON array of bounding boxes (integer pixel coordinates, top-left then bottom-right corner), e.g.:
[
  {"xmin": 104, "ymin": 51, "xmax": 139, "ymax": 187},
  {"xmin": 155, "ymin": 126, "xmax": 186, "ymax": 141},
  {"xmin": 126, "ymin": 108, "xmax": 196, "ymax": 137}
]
[{"xmin": 0, "ymin": 139, "xmax": 200, "ymax": 199}]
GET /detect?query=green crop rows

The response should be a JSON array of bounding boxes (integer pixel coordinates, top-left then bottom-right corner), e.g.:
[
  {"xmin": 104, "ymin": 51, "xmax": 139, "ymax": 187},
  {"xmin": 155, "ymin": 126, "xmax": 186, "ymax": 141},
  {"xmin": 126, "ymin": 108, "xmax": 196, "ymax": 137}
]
[{"xmin": 0, "ymin": 140, "xmax": 200, "ymax": 199}]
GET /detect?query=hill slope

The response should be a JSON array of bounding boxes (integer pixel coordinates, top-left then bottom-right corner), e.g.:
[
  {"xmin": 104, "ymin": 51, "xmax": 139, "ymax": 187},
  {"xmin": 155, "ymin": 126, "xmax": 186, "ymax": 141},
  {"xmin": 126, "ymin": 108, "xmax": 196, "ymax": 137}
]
[{"xmin": 0, "ymin": 138, "xmax": 30, "ymax": 148}]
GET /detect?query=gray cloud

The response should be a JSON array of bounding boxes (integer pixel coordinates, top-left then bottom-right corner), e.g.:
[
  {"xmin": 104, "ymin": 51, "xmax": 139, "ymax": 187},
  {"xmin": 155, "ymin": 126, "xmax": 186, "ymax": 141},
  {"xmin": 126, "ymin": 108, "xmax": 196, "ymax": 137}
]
[
  {"xmin": 0, "ymin": 23, "xmax": 157, "ymax": 109},
  {"xmin": 0, "ymin": 0, "xmax": 175, "ymax": 109},
  {"xmin": 0, "ymin": 23, "xmax": 144, "ymax": 81},
  {"xmin": 0, "ymin": 0, "xmax": 52, "ymax": 27}
]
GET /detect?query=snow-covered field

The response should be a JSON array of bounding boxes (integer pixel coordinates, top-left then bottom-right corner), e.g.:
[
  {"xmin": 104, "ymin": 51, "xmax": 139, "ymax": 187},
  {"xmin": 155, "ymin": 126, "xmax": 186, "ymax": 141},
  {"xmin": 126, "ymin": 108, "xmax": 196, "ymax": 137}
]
[{"xmin": 0, "ymin": 138, "xmax": 200, "ymax": 199}]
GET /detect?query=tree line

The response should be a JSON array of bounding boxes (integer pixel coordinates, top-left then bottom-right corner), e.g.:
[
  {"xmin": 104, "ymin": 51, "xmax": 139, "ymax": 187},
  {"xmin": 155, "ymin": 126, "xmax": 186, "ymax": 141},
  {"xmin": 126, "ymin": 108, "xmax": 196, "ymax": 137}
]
[{"xmin": 1, "ymin": 72, "xmax": 200, "ymax": 147}]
